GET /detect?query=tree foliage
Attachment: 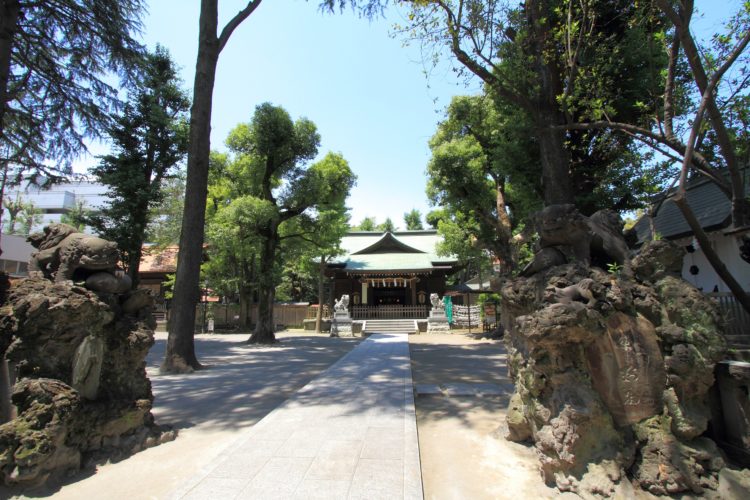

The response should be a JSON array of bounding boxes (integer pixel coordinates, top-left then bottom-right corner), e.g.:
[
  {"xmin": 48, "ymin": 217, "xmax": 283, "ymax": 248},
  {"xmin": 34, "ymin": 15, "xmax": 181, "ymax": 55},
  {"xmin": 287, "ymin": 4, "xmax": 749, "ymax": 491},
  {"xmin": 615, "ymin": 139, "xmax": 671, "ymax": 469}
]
[
  {"xmin": 204, "ymin": 103, "xmax": 355, "ymax": 344},
  {"xmin": 2, "ymin": 192, "xmax": 40, "ymax": 235},
  {"xmin": 396, "ymin": 0, "xmax": 673, "ymax": 210},
  {"xmin": 377, "ymin": 217, "xmax": 396, "ymax": 232},
  {"xmin": 85, "ymin": 47, "xmax": 189, "ymax": 287},
  {"xmin": 59, "ymin": 200, "xmax": 90, "ymax": 231},
  {"xmin": 403, "ymin": 208, "xmax": 423, "ymax": 230},
  {"xmin": 0, "ymin": 0, "xmax": 144, "ymax": 185},
  {"xmin": 145, "ymin": 173, "xmax": 186, "ymax": 247},
  {"xmin": 354, "ymin": 216, "xmax": 377, "ymax": 231}
]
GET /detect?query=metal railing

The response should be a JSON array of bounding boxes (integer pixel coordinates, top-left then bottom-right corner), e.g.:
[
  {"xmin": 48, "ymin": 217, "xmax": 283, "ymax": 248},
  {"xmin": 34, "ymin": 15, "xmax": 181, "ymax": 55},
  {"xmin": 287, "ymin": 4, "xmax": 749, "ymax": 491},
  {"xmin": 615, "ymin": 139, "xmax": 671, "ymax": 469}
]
[{"xmin": 350, "ymin": 305, "xmax": 428, "ymax": 319}]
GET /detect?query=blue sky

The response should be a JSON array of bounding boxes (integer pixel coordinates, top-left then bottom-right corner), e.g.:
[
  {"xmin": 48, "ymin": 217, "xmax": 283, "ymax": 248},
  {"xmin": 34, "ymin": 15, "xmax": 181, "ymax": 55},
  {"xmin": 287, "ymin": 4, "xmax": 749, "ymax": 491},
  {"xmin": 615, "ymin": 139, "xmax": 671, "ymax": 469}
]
[
  {"xmin": 129, "ymin": 0, "xmax": 740, "ymax": 229},
  {"xmin": 140, "ymin": 0, "xmax": 480, "ymax": 230}
]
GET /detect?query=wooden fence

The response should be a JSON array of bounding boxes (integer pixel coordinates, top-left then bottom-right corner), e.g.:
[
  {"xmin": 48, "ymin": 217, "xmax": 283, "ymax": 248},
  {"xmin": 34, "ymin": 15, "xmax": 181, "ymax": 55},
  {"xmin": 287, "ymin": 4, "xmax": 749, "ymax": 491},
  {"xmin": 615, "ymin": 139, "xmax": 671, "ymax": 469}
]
[
  {"xmin": 306, "ymin": 305, "xmax": 331, "ymax": 320},
  {"xmin": 350, "ymin": 305, "xmax": 428, "ymax": 319},
  {"xmin": 706, "ymin": 292, "xmax": 750, "ymax": 346},
  {"xmin": 189, "ymin": 303, "xmax": 310, "ymax": 330}
]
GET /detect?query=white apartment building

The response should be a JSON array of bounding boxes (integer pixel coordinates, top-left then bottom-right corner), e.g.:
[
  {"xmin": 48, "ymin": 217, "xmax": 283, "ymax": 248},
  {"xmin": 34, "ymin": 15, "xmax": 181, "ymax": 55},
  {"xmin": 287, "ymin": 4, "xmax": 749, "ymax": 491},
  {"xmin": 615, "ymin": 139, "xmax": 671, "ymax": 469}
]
[
  {"xmin": 3, "ymin": 180, "xmax": 109, "ymax": 234},
  {"xmin": 1, "ymin": 180, "xmax": 110, "ymax": 276}
]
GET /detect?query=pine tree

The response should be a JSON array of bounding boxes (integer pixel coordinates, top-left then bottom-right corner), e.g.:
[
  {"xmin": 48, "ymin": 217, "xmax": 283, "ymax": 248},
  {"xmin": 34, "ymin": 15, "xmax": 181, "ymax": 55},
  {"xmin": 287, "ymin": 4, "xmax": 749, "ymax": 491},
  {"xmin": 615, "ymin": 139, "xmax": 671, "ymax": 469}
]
[{"xmin": 86, "ymin": 47, "xmax": 189, "ymax": 287}]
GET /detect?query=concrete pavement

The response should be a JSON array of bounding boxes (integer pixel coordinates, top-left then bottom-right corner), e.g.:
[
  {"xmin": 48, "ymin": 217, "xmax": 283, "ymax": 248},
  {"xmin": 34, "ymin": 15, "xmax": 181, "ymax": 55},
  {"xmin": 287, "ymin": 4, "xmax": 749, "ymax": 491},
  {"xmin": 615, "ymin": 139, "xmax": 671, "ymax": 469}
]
[{"xmin": 172, "ymin": 333, "xmax": 423, "ymax": 500}]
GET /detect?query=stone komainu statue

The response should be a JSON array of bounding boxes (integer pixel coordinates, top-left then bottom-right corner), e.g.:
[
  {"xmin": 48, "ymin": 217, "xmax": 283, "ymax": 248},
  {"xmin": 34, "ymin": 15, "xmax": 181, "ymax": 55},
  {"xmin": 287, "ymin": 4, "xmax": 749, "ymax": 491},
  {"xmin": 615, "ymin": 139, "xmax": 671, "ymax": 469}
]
[
  {"xmin": 334, "ymin": 294, "xmax": 349, "ymax": 312},
  {"xmin": 521, "ymin": 204, "xmax": 631, "ymax": 277},
  {"xmin": 27, "ymin": 223, "xmax": 120, "ymax": 282},
  {"xmin": 430, "ymin": 293, "xmax": 444, "ymax": 310}
]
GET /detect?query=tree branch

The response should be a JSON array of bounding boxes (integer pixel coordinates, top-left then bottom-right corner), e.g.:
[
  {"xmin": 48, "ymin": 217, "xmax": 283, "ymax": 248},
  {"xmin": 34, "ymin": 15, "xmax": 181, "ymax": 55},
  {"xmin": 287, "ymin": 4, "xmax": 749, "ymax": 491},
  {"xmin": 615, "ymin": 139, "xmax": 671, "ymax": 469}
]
[
  {"xmin": 218, "ymin": 0, "xmax": 263, "ymax": 53},
  {"xmin": 560, "ymin": 120, "xmax": 729, "ymax": 192},
  {"xmin": 663, "ymin": 33, "xmax": 680, "ymax": 140}
]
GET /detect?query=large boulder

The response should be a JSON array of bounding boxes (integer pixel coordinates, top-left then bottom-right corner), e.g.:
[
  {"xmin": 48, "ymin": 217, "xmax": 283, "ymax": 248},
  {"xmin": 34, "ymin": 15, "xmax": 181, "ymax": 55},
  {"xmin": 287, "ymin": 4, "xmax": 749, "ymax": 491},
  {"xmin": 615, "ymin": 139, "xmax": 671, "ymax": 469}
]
[
  {"xmin": 0, "ymin": 276, "xmax": 174, "ymax": 491},
  {"xmin": 501, "ymin": 208, "xmax": 729, "ymax": 497}
]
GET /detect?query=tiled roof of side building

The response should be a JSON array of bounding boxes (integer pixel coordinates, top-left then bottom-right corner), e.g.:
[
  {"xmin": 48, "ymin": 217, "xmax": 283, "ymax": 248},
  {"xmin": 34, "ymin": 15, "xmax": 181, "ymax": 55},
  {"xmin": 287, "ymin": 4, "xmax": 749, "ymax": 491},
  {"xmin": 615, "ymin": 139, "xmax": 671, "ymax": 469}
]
[{"xmin": 632, "ymin": 170, "xmax": 748, "ymax": 244}]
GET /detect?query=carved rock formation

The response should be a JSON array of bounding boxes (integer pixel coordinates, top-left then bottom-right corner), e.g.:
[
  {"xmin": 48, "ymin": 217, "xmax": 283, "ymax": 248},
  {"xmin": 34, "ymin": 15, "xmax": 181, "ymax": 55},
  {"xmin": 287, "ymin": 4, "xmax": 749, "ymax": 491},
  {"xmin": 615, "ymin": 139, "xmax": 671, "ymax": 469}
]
[
  {"xmin": 0, "ymin": 276, "xmax": 174, "ymax": 491},
  {"xmin": 501, "ymin": 205, "xmax": 731, "ymax": 497}
]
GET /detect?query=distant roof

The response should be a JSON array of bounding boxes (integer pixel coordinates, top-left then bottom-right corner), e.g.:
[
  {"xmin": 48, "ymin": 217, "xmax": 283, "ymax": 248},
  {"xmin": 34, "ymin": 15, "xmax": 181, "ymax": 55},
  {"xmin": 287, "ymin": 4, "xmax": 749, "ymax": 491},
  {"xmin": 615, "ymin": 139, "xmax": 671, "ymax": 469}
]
[
  {"xmin": 331, "ymin": 230, "xmax": 457, "ymax": 274},
  {"xmin": 632, "ymin": 171, "xmax": 748, "ymax": 244},
  {"xmin": 140, "ymin": 245, "xmax": 178, "ymax": 274}
]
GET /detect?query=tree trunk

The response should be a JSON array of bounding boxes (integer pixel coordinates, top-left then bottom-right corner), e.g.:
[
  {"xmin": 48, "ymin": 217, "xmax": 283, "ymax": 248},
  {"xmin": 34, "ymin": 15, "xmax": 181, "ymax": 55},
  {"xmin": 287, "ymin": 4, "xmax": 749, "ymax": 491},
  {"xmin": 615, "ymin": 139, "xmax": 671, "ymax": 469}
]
[
  {"xmin": 161, "ymin": 0, "xmax": 220, "ymax": 373},
  {"xmin": 248, "ymin": 227, "xmax": 278, "ymax": 344},
  {"xmin": 315, "ymin": 257, "xmax": 326, "ymax": 333},
  {"xmin": 0, "ymin": 1, "xmax": 20, "ymax": 257},
  {"xmin": 127, "ymin": 244, "xmax": 142, "ymax": 289},
  {"xmin": 526, "ymin": 0, "xmax": 573, "ymax": 207},
  {"xmin": 239, "ymin": 290, "xmax": 251, "ymax": 328},
  {"xmin": 537, "ymin": 115, "xmax": 573, "ymax": 205},
  {"xmin": 0, "ymin": 0, "xmax": 19, "ymax": 147},
  {"xmin": 672, "ymin": 7, "xmax": 747, "ymax": 227}
]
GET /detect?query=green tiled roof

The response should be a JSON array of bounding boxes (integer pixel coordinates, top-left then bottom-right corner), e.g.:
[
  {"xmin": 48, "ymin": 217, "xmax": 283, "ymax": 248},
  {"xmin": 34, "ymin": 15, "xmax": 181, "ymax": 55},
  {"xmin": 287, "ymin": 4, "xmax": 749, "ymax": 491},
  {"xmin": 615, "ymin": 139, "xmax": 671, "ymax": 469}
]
[{"xmin": 332, "ymin": 230, "xmax": 457, "ymax": 273}]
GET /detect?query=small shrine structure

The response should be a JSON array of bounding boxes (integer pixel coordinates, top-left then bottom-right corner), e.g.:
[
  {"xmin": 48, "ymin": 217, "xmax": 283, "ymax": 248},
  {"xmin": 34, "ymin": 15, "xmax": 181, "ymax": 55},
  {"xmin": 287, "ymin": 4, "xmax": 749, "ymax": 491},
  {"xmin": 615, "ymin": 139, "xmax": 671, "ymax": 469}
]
[{"xmin": 326, "ymin": 230, "xmax": 457, "ymax": 319}]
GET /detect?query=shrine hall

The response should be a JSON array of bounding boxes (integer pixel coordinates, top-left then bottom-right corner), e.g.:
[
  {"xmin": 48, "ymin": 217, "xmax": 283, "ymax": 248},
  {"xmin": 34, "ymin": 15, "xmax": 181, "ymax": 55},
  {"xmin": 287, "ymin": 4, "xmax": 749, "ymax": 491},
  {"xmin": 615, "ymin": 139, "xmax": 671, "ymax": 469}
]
[{"xmin": 326, "ymin": 230, "xmax": 458, "ymax": 319}]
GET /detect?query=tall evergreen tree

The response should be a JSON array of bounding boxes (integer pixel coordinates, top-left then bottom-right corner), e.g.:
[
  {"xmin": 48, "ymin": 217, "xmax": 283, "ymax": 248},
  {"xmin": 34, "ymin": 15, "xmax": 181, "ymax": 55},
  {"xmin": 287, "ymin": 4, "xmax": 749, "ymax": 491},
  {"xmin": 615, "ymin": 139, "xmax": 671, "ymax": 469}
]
[
  {"xmin": 86, "ymin": 47, "xmax": 189, "ymax": 287},
  {"xmin": 0, "ymin": 0, "xmax": 145, "ymax": 254}
]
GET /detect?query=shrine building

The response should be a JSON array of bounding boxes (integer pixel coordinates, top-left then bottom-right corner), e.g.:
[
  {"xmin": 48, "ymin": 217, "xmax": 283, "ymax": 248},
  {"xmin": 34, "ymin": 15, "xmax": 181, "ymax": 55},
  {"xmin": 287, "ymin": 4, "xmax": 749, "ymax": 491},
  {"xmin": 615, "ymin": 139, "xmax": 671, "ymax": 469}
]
[{"xmin": 326, "ymin": 230, "xmax": 458, "ymax": 319}]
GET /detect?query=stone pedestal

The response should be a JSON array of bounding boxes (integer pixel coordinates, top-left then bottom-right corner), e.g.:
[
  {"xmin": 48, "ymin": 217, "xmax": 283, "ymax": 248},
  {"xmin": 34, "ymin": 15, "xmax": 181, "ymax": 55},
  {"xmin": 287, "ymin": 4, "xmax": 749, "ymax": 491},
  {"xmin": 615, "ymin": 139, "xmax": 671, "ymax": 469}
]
[
  {"xmin": 330, "ymin": 311, "xmax": 353, "ymax": 337},
  {"xmin": 427, "ymin": 309, "xmax": 450, "ymax": 334}
]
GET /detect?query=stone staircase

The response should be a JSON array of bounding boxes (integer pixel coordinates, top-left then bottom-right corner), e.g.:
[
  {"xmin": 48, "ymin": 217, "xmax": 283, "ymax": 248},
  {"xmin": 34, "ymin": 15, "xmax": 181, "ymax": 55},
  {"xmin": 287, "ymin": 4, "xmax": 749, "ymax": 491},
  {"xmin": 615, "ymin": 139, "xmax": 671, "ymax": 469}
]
[{"xmin": 362, "ymin": 319, "xmax": 418, "ymax": 335}]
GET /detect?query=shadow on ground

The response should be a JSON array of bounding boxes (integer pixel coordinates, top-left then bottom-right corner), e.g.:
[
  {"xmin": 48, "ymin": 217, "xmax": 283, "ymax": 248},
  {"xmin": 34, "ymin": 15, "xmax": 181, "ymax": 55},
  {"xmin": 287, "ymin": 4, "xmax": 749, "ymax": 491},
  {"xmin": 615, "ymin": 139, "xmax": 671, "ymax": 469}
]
[
  {"xmin": 409, "ymin": 334, "xmax": 514, "ymax": 430},
  {"xmin": 147, "ymin": 332, "xmax": 362, "ymax": 432}
]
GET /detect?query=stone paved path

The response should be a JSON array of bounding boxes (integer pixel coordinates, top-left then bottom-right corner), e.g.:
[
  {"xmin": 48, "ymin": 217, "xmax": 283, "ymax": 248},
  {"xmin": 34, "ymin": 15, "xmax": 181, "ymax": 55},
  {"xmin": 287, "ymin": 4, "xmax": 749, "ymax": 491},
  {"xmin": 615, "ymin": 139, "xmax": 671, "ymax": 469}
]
[{"xmin": 172, "ymin": 333, "xmax": 422, "ymax": 500}]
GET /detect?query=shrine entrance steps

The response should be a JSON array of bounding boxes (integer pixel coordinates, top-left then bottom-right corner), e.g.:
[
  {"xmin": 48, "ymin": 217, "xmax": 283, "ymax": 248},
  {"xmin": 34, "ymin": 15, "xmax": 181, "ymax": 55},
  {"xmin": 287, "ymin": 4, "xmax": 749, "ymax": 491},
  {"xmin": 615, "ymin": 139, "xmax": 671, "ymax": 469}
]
[{"xmin": 363, "ymin": 319, "xmax": 418, "ymax": 335}]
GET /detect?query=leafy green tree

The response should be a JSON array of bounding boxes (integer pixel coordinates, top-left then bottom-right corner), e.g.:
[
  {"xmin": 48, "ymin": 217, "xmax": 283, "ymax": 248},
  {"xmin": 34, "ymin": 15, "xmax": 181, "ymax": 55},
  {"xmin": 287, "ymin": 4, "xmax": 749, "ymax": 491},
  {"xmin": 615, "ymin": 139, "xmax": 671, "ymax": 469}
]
[
  {"xmin": 204, "ymin": 193, "xmax": 262, "ymax": 327},
  {"xmin": 204, "ymin": 103, "xmax": 355, "ymax": 344},
  {"xmin": 145, "ymin": 173, "xmax": 186, "ymax": 247},
  {"xmin": 289, "ymin": 206, "xmax": 351, "ymax": 333},
  {"xmin": 403, "ymin": 209, "xmax": 423, "ymax": 230},
  {"xmin": 2, "ymin": 193, "xmax": 42, "ymax": 235},
  {"xmin": 59, "ymin": 200, "xmax": 90, "ymax": 231},
  {"xmin": 2, "ymin": 192, "xmax": 23, "ymax": 234},
  {"xmin": 377, "ymin": 217, "xmax": 396, "ymax": 232},
  {"xmin": 427, "ymin": 94, "xmax": 541, "ymax": 272},
  {"xmin": 18, "ymin": 200, "xmax": 41, "ymax": 235},
  {"xmin": 0, "ymin": 0, "xmax": 145, "ymax": 255},
  {"xmin": 355, "ymin": 216, "xmax": 377, "ymax": 231},
  {"xmin": 84, "ymin": 47, "xmax": 189, "ymax": 288},
  {"xmin": 564, "ymin": 1, "xmax": 750, "ymax": 312},
  {"xmin": 395, "ymin": 0, "xmax": 670, "ymax": 209}
]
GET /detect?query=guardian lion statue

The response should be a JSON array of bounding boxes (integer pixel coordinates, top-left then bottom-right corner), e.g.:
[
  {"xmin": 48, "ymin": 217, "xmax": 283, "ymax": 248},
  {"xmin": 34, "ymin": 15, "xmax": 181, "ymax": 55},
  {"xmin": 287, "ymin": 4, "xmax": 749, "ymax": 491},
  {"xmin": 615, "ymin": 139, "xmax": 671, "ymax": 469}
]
[
  {"xmin": 430, "ymin": 293, "xmax": 444, "ymax": 310},
  {"xmin": 27, "ymin": 223, "xmax": 120, "ymax": 282},
  {"xmin": 521, "ymin": 205, "xmax": 631, "ymax": 277},
  {"xmin": 334, "ymin": 294, "xmax": 350, "ymax": 312}
]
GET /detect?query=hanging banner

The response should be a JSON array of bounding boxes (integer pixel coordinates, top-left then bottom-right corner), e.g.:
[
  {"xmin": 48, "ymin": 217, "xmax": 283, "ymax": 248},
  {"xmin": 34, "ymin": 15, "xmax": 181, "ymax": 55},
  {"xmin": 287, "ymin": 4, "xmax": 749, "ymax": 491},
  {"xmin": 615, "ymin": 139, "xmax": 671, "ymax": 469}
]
[{"xmin": 443, "ymin": 295, "xmax": 453, "ymax": 323}]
